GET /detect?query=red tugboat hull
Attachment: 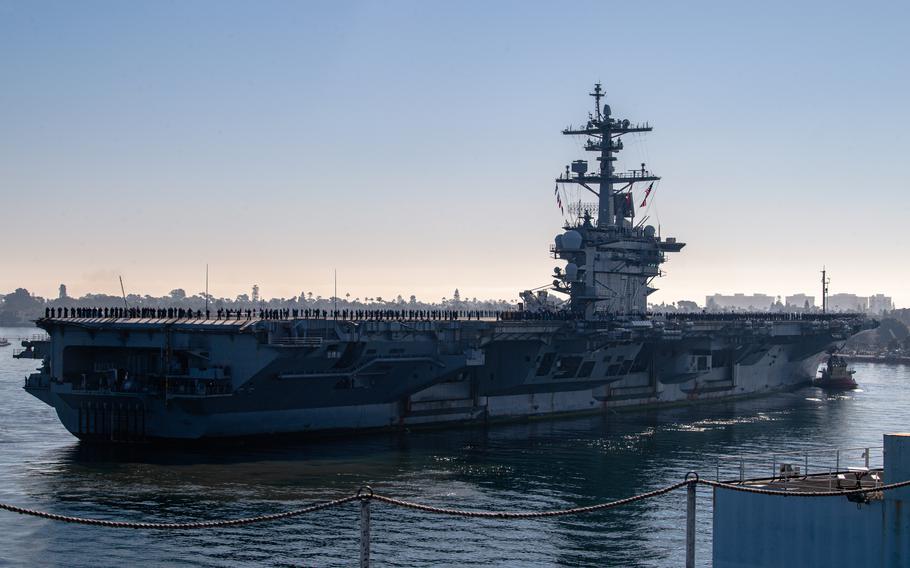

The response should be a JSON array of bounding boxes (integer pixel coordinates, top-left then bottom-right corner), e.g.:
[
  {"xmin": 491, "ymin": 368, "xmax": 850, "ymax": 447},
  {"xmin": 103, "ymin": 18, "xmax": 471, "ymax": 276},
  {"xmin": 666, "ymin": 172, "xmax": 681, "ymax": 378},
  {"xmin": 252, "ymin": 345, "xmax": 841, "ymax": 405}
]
[{"xmin": 814, "ymin": 377, "xmax": 858, "ymax": 390}]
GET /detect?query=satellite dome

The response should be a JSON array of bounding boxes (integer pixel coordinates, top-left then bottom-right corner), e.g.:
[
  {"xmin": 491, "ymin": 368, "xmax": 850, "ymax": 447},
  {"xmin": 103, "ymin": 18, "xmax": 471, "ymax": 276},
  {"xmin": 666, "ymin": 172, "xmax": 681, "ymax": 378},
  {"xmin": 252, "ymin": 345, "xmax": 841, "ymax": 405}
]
[
  {"xmin": 562, "ymin": 230, "xmax": 583, "ymax": 250},
  {"xmin": 554, "ymin": 234, "xmax": 564, "ymax": 250},
  {"xmin": 644, "ymin": 225, "xmax": 656, "ymax": 238},
  {"xmin": 565, "ymin": 263, "xmax": 579, "ymax": 281},
  {"xmin": 603, "ymin": 104, "xmax": 612, "ymax": 117}
]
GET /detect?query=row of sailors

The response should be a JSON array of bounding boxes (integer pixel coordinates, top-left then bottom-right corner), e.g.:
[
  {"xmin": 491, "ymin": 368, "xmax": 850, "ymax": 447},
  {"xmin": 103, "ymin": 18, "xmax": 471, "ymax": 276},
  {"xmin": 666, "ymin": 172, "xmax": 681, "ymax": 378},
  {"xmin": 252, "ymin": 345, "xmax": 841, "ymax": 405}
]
[
  {"xmin": 45, "ymin": 306, "xmax": 554, "ymax": 322},
  {"xmin": 657, "ymin": 312, "xmax": 862, "ymax": 322},
  {"xmin": 252, "ymin": 308, "xmax": 573, "ymax": 321},
  {"xmin": 47, "ymin": 306, "xmax": 210, "ymax": 319},
  {"xmin": 45, "ymin": 306, "xmax": 859, "ymax": 323}
]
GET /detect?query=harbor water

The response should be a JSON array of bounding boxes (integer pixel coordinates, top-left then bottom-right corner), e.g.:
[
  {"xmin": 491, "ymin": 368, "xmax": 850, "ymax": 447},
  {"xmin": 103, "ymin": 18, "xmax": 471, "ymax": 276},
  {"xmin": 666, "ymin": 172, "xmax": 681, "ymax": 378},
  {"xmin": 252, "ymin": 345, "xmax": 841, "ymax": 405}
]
[{"xmin": 1, "ymin": 326, "xmax": 908, "ymax": 567}]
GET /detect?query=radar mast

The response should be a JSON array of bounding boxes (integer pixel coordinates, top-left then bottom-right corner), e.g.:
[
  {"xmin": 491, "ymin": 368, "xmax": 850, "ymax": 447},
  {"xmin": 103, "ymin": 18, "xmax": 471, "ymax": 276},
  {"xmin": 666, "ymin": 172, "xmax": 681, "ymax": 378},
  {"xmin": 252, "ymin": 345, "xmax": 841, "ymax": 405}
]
[{"xmin": 557, "ymin": 83, "xmax": 659, "ymax": 228}]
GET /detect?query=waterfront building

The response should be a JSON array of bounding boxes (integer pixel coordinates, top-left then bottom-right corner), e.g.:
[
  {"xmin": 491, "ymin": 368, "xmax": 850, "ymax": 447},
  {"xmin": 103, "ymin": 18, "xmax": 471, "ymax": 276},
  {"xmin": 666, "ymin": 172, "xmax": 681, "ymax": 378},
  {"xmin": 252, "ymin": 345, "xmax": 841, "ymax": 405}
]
[
  {"xmin": 785, "ymin": 293, "xmax": 815, "ymax": 310},
  {"xmin": 705, "ymin": 293, "xmax": 774, "ymax": 312},
  {"xmin": 868, "ymin": 294, "xmax": 894, "ymax": 314},
  {"xmin": 676, "ymin": 300, "xmax": 700, "ymax": 312},
  {"xmin": 827, "ymin": 293, "xmax": 868, "ymax": 313}
]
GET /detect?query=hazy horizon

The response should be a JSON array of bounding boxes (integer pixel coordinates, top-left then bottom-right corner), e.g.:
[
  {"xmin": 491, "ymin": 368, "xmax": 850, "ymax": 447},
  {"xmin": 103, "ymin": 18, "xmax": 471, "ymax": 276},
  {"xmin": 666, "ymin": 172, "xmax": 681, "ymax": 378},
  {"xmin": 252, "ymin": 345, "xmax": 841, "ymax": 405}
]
[
  {"xmin": 0, "ymin": 275, "xmax": 898, "ymax": 309},
  {"xmin": 3, "ymin": 1, "xmax": 907, "ymax": 307}
]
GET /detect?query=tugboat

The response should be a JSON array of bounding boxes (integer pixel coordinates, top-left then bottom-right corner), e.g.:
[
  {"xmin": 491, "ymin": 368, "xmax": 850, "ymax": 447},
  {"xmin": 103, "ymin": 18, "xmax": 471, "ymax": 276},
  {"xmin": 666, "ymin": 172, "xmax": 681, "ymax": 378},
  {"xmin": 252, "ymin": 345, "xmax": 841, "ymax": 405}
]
[{"xmin": 815, "ymin": 350, "xmax": 857, "ymax": 389}]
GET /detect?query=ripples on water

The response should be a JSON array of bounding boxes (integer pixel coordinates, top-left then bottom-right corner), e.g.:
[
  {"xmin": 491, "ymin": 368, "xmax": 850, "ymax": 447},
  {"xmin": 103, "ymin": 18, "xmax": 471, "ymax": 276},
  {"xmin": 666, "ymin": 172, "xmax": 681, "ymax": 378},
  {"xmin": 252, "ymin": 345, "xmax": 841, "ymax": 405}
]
[{"xmin": 1, "ymin": 326, "xmax": 909, "ymax": 567}]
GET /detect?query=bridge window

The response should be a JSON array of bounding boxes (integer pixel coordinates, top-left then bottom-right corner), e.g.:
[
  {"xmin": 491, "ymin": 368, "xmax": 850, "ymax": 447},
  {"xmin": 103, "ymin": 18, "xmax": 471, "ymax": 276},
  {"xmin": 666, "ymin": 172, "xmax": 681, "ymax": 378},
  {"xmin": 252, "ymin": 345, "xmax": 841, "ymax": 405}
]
[
  {"xmin": 577, "ymin": 361, "xmax": 595, "ymax": 378},
  {"xmin": 536, "ymin": 353, "xmax": 555, "ymax": 376}
]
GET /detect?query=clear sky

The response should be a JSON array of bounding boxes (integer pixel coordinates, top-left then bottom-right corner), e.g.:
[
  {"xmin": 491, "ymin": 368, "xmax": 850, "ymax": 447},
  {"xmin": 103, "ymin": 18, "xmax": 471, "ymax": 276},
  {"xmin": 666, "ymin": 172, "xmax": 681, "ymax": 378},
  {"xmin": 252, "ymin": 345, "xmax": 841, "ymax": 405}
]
[{"xmin": 2, "ymin": 0, "xmax": 908, "ymax": 306}]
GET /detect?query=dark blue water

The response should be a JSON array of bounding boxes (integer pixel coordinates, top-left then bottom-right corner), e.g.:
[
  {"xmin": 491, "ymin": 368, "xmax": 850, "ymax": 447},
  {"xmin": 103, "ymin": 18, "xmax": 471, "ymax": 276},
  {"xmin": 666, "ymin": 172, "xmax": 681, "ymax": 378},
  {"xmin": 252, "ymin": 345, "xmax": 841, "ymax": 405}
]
[{"xmin": 1, "ymin": 325, "xmax": 908, "ymax": 567}]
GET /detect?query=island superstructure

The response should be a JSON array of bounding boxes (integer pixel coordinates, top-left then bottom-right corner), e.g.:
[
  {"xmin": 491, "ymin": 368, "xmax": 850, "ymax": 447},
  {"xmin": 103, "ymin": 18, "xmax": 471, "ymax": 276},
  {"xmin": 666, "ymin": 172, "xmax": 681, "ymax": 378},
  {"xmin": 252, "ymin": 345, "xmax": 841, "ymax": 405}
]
[
  {"xmin": 553, "ymin": 82, "xmax": 682, "ymax": 317},
  {"xmin": 20, "ymin": 85, "xmax": 875, "ymax": 442}
]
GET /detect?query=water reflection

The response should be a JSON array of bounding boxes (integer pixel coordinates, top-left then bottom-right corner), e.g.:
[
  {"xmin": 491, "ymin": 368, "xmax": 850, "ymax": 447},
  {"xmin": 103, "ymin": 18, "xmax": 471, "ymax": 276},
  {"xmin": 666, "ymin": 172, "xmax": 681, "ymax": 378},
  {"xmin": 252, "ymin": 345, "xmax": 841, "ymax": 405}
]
[{"xmin": 2, "ymin": 328, "xmax": 909, "ymax": 567}]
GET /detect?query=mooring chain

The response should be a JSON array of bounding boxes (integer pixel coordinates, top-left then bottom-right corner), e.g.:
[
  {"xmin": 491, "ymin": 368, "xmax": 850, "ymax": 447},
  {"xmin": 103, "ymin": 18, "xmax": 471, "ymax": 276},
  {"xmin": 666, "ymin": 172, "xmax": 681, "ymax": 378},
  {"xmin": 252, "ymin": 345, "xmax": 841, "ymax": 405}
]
[
  {"xmin": 0, "ymin": 482, "xmax": 689, "ymax": 527},
  {"xmin": 2, "ymin": 475, "xmax": 910, "ymax": 528},
  {"xmin": 369, "ymin": 480, "xmax": 690, "ymax": 519},
  {"xmin": 0, "ymin": 494, "xmax": 360, "ymax": 529}
]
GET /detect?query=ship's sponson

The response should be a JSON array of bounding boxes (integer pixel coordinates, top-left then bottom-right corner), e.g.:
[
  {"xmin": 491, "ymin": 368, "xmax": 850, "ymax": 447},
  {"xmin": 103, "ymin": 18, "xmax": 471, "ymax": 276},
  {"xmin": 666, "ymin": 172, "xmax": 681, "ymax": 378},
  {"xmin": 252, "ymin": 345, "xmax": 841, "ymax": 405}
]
[{"xmin": 24, "ymin": 313, "xmax": 874, "ymax": 442}]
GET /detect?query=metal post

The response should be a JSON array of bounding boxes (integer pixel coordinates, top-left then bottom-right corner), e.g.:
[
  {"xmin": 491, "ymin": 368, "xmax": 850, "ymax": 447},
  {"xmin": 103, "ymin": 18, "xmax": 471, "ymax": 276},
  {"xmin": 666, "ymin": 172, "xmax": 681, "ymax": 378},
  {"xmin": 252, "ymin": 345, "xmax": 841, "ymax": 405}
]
[
  {"xmin": 686, "ymin": 473, "xmax": 698, "ymax": 568},
  {"xmin": 359, "ymin": 487, "xmax": 372, "ymax": 568}
]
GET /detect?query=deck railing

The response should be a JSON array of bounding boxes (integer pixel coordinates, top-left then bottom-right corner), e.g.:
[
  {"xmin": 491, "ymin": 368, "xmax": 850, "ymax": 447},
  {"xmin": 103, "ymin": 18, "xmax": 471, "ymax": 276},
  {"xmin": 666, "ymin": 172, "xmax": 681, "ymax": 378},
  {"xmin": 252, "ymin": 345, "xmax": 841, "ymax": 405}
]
[{"xmin": 713, "ymin": 446, "xmax": 884, "ymax": 485}]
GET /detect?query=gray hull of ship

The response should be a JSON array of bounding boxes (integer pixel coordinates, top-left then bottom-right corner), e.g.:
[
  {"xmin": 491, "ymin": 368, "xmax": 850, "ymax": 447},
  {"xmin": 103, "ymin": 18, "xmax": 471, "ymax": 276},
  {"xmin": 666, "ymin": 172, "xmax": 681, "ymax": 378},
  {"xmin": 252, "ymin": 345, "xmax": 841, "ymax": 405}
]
[{"xmin": 24, "ymin": 317, "xmax": 851, "ymax": 441}]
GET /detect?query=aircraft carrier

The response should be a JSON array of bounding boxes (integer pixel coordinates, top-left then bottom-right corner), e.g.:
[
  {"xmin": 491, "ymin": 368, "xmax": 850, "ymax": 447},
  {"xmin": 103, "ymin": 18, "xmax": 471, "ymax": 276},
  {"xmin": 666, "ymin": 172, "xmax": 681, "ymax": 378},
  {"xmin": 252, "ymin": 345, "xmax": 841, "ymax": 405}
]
[{"xmin": 20, "ymin": 85, "xmax": 874, "ymax": 442}]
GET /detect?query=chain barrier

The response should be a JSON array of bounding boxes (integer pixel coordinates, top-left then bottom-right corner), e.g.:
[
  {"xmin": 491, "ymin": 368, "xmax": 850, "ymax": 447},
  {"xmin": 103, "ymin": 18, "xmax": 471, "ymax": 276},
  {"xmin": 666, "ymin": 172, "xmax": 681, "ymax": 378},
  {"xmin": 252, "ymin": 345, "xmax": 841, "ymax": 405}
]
[
  {"xmin": 370, "ymin": 480, "xmax": 690, "ymax": 519},
  {"xmin": 0, "ymin": 495, "xmax": 360, "ymax": 529},
  {"xmin": 2, "ymin": 474, "xmax": 909, "ymax": 529}
]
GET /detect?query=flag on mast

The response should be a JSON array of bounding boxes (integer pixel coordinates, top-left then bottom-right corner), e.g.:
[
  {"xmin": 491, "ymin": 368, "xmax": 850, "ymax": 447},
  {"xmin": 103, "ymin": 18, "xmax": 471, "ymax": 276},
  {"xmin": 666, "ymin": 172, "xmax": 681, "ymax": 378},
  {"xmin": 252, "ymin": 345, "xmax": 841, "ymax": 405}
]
[
  {"xmin": 555, "ymin": 184, "xmax": 564, "ymax": 214},
  {"xmin": 639, "ymin": 182, "xmax": 654, "ymax": 207}
]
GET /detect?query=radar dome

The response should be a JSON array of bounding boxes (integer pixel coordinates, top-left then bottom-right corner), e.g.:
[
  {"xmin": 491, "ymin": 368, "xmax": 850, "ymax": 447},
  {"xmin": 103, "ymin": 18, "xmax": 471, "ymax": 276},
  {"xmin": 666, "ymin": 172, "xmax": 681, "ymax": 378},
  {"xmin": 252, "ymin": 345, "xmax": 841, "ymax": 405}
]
[
  {"xmin": 565, "ymin": 263, "xmax": 579, "ymax": 281},
  {"xmin": 603, "ymin": 104, "xmax": 612, "ymax": 117},
  {"xmin": 554, "ymin": 234, "xmax": 564, "ymax": 250},
  {"xmin": 644, "ymin": 225, "xmax": 656, "ymax": 238},
  {"xmin": 562, "ymin": 230, "xmax": 583, "ymax": 250}
]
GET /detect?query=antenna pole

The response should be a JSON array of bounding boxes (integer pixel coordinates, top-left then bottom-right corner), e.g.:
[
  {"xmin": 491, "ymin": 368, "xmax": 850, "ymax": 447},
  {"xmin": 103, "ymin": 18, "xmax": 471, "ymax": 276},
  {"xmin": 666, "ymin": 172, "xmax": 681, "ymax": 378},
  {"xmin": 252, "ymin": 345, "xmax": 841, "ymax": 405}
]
[
  {"xmin": 205, "ymin": 264, "xmax": 209, "ymax": 317},
  {"xmin": 595, "ymin": 83, "xmax": 614, "ymax": 227},
  {"xmin": 119, "ymin": 276, "xmax": 129, "ymax": 310},
  {"xmin": 821, "ymin": 267, "xmax": 828, "ymax": 314},
  {"xmin": 557, "ymin": 84, "xmax": 658, "ymax": 230},
  {"xmin": 334, "ymin": 269, "xmax": 338, "ymax": 320}
]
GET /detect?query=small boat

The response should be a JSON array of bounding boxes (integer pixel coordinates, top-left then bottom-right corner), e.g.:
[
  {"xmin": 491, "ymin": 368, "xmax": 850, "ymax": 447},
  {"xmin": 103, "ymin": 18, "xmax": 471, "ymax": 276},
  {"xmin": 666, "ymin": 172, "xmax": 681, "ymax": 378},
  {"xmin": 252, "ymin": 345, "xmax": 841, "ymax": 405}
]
[
  {"xmin": 0, "ymin": 338, "xmax": 10, "ymax": 347},
  {"xmin": 815, "ymin": 351, "xmax": 857, "ymax": 389}
]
